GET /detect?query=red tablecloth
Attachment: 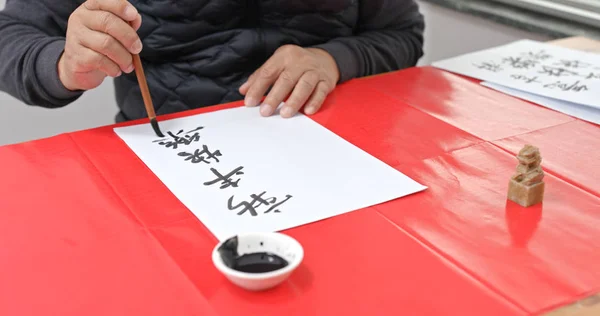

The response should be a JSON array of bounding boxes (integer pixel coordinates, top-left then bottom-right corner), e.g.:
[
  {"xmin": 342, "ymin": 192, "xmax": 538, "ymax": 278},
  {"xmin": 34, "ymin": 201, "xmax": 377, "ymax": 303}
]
[{"xmin": 1, "ymin": 66, "xmax": 599, "ymax": 316}]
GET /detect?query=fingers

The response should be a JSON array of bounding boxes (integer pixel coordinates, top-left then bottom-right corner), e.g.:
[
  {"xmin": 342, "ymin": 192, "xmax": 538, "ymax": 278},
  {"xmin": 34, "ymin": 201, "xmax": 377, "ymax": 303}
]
[
  {"xmin": 260, "ymin": 68, "xmax": 305, "ymax": 116},
  {"xmin": 240, "ymin": 45, "xmax": 334, "ymax": 118},
  {"xmin": 238, "ymin": 73, "xmax": 254, "ymax": 95},
  {"xmin": 243, "ymin": 56, "xmax": 284, "ymax": 108},
  {"xmin": 130, "ymin": 13, "xmax": 143, "ymax": 31},
  {"xmin": 77, "ymin": 28, "xmax": 134, "ymax": 73},
  {"xmin": 61, "ymin": 0, "xmax": 143, "ymax": 90},
  {"xmin": 279, "ymin": 71, "xmax": 319, "ymax": 118},
  {"xmin": 81, "ymin": 5, "xmax": 142, "ymax": 55},
  {"xmin": 303, "ymin": 81, "xmax": 330, "ymax": 115},
  {"xmin": 84, "ymin": 0, "xmax": 139, "ymax": 22},
  {"xmin": 75, "ymin": 44, "xmax": 122, "ymax": 77}
]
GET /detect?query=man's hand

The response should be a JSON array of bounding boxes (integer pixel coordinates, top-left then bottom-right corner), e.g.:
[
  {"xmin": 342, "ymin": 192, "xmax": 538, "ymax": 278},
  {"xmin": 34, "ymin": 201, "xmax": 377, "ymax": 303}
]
[
  {"xmin": 58, "ymin": 0, "xmax": 143, "ymax": 91},
  {"xmin": 239, "ymin": 45, "xmax": 340, "ymax": 118}
]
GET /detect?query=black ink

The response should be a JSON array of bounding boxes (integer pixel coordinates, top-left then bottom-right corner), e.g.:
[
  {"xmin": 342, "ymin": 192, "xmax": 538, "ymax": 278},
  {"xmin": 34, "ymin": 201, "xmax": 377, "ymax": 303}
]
[
  {"xmin": 227, "ymin": 191, "xmax": 293, "ymax": 216},
  {"xmin": 153, "ymin": 126, "xmax": 204, "ymax": 149},
  {"xmin": 510, "ymin": 74, "xmax": 541, "ymax": 84},
  {"xmin": 502, "ymin": 57, "xmax": 538, "ymax": 69},
  {"xmin": 232, "ymin": 253, "xmax": 289, "ymax": 273},
  {"xmin": 217, "ymin": 236, "xmax": 239, "ymax": 268},
  {"xmin": 228, "ymin": 192, "xmax": 268, "ymax": 216},
  {"xmin": 520, "ymin": 50, "xmax": 551, "ymax": 61},
  {"xmin": 583, "ymin": 72, "xmax": 600, "ymax": 80},
  {"xmin": 177, "ymin": 145, "xmax": 222, "ymax": 164},
  {"xmin": 217, "ymin": 236, "xmax": 288, "ymax": 274},
  {"xmin": 203, "ymin": 166, "xmax": 244, "ymax": 189},
  {"xmin": 553, "ymin": 59, "xmax": 591, "ymax": 69},
  {"xmin": 264, "ymin": 195, "xmax": 293, "ymax": 214},
  {"xmin": 538, "ymin": 66, "xmax": 578, "ymax": 77},
  {"xmin": 544, "ymin": 80, "xmax": 588, "ymax": 92},
  {"xmin": 473, "ymin": 61, "xmax": 503, "ymax": 72}
]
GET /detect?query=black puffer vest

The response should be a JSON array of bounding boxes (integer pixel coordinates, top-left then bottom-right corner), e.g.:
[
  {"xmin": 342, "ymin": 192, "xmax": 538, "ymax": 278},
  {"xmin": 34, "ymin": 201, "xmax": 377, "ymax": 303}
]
[{"xmin": 115, "ymin": 0, "xmax": 359, "ymax": 122}]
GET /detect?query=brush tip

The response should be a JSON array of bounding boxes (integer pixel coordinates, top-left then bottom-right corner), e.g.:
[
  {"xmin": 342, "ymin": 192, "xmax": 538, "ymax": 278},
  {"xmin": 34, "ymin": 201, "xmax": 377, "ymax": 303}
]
[{"xmin": 150, "ymin": 118, "xmax": 165, "ymax": 137}]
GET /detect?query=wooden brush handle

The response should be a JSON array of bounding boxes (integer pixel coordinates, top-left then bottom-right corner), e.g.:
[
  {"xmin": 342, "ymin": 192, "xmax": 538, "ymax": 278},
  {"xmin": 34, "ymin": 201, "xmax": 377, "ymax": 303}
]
[{"xmin": 132, "ymin": 54, "xmax": 157, "ymax": 119}]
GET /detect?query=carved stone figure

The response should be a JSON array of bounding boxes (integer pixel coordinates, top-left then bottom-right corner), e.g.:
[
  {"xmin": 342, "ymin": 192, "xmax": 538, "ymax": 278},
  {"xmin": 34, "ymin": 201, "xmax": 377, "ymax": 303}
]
[{"xmin": 507, "ymin": 145, "xmax": 545, "ymax": 207}]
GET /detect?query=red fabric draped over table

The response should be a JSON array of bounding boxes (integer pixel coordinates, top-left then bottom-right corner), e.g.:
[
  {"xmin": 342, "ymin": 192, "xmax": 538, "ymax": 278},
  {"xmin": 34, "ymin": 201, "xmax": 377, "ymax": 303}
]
[{"xmin": 1, "ymin": 66, "xmax": 599, "ymax": 316}]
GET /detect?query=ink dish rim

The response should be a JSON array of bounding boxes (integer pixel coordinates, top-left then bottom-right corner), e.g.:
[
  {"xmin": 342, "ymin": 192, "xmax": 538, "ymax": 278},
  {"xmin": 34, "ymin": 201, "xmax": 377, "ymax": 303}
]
[{"xmin": 212, "ymin": 232, "xmax": 304, "ymax": 280}]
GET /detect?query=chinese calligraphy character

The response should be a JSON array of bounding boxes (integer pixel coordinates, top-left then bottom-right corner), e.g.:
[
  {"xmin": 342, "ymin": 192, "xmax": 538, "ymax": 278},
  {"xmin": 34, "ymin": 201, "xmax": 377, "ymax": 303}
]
[
  {"xmin": 203, "ymin": 166, "xmax": 244, "ymax": 189},
  {"xmin": 502, "ymin": 56, "xmax": 538, "ymax": 69},
  {"xmin": 227, "ymin": 191, "xmax": 293, "ymax": 216},
  {"xmin": 177, "ymin": 145, "xmax": 222, "ymax": 164},
  {"xmin": 553, "ymin": 59, "xmax": 591, "ymax": 69},
  {"xmin": 520, "ymin": 50, "xmax": 551, "ymax": 61},
  {"xmin": 153, "ymin": 126, "xmax": 204, "ymax": 149},
  {"xmin": 473, "ymin": 61, "xmax": 503, "ymax": 72},
  {"xmin": 538, "ymin": 66, "xmax": 578, "ymax": 77},
  {"xmin": 582, "ymin": 72, "xmax": 600, "ymax": 80},
  {"xmin": 544, "ymin": 80, "xmax": 588, "ymax": 92},
  {"xmin": 510, "ymin": 74, "xmax": 541, "ymax": 84}
]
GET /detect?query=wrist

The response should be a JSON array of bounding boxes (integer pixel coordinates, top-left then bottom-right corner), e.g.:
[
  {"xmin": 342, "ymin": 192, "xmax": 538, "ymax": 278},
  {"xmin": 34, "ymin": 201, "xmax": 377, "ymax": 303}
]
[
  {"xmin": 308, "ymin": 48, "xmax": 340, "ymax": 84},
  {"xmin": 34, "ymin": 38, "xmax": 84, "ymax": 103},
  {"xmin": 57, "ymin": 54, "xmax": 77, "ymax": 91}
]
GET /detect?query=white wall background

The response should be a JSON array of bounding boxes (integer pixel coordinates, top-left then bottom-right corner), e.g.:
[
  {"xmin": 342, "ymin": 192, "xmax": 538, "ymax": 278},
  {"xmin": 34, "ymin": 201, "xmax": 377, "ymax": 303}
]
[
  {"xmin": 417, "ymin": 2, "xmax": 551, "ymax": 65},
  {"xmin": 0, "ymin": 0, "xmax": 551, "ymax": 146}
]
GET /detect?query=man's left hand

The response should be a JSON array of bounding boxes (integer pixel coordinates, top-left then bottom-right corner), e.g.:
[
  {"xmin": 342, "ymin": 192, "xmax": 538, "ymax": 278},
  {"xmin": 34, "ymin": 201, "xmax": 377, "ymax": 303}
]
[{"xmin": 239, "ymin": 45, "xmax": 340, "ymax": 118}]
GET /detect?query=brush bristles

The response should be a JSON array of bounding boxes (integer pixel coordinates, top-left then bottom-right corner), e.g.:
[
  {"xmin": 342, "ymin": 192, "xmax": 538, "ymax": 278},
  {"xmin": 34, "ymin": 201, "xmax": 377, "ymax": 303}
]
[{"xmin": 150, "ymin": 118, "xmax": 165, "ymax": 137}]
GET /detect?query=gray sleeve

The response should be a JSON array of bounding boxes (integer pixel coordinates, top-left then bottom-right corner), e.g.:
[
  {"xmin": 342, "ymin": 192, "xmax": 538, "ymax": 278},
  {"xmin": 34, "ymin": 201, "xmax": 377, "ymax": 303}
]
[
  {"xmin": 0, "ymin": 0, "xmax": 83, "ymax": 108},
  {"xmin": 313, "ymin": 0, "xmax": 425, "ymax": 83}
]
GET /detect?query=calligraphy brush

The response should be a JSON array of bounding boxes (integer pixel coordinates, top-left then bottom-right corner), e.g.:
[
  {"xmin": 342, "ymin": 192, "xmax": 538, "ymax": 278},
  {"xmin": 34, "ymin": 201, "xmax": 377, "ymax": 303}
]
[{"xmin": 132, "ymin": 54, "xmax": 164, "ymax": 137}]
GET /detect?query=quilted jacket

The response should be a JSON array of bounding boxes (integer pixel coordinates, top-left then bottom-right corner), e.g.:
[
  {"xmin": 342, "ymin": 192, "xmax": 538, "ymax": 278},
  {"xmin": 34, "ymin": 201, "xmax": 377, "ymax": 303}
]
[{"xmin": 0, "ymin": 0, "xmax": 425, "ymax": 122}]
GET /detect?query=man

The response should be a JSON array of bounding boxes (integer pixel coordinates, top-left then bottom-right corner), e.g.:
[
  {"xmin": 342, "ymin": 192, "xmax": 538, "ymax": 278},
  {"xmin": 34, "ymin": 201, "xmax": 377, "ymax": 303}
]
[{"xmin": 0, "ymin": 0, "xmax": 424, "ymax": 122}]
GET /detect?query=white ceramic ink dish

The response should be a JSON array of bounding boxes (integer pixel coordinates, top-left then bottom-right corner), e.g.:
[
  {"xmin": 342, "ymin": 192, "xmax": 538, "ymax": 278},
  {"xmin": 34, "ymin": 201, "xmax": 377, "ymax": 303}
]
[{"xmin": 212, "ymin": 232, "xmax": 304, "ymax": 291}]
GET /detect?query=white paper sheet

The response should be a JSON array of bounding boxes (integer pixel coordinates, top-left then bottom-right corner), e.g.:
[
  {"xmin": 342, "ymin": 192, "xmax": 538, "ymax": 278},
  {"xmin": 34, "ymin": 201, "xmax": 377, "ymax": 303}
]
[
  {"xmin": 432, "ymin": 39, "xmax": 600, "ymax": 109},
  {"xmin": 114, "ymin": 106, "xmax": 426, "ymax": 240},
  {"xmin": 481, "ymin": 81, "xmax": 600, "ymax": 126}
]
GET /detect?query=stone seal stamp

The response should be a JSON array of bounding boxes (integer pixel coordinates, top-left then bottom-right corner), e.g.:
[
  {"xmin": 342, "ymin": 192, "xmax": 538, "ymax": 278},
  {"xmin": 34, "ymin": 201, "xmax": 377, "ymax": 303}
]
[{"xmin": 507, "ymin": 144, "xmax": 545, "ymax": 207}]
